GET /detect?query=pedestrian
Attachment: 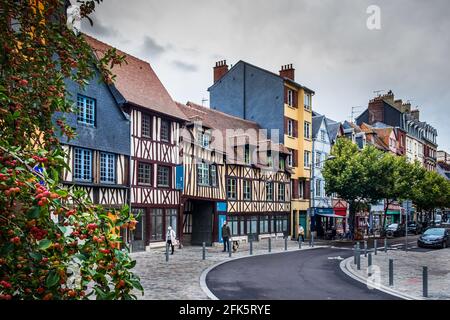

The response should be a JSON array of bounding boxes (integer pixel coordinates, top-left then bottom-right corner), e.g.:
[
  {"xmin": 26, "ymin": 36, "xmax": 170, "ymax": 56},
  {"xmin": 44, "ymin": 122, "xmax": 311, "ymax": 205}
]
[
  {"xmin": 331, "ymin": 225, "xmax": 337, "ymax": 240},
  {"xmin": 166, "ymin": 226, "xmax": 177, "ymax": 255},
  {"xmin": 298, "ymin": 224, "xmax": 305, "ymax": 242},
  {"xmin": 222, "ymin": 221, "xmax": 231, "ymax": 252}
]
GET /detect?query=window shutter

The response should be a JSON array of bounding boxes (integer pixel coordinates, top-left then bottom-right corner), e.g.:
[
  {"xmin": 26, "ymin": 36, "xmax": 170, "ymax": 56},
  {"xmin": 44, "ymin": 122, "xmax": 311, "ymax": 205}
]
[
  {"xmin": 304, "ymin": 179, "xmax": 311, "ymax": 200},
  {"xmin": 294, "ymin": 91, "xmax": 298, "ymax": 108},
  {"xmin": 284, "ymin": 117, "xmax": 288, "ymax": 135},
  {"xmin": 293, "ymin": 120, "xmax": 298, "ymax": 138},
  {"xmin": 292, "ymin": 179, "xmax": 299, "ymax": 199},
  {"xmin": 294, "ymin": 150, "xmax": 298, "ymax": 167},
  {"xmin": 284, "ymin": 87, "xmax": 288, "ymax": 104}
]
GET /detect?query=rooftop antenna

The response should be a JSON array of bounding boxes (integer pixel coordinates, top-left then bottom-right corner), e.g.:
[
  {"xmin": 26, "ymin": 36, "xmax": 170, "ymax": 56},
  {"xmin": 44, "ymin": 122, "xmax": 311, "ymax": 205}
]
[
  {"xmin": 201, "ymin": 98, "xmax": 208, "ymax": 106},
  {"xmin": 351, "ymin": 106, "xmax": 364, "ymax": 123},
  {"xmin": 373, "ymin": 90, "xmax": 385, "ymax": 97}
]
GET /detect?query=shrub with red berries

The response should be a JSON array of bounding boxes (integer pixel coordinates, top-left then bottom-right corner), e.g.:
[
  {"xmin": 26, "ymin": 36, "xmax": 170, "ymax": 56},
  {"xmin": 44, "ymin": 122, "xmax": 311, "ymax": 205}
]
[{"xmin": 0, "ymin": 0, "xmax": 141, "ymax": 300}]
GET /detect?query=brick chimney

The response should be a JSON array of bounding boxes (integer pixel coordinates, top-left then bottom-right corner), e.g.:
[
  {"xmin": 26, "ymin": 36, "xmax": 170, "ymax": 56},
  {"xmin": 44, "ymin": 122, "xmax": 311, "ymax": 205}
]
[
  {"xmin": 213, "ymin": 60, "xmax": 229, "ymax": 83},
  {"xmin": 382, "ymin": 90, "xmax": 395, "ymax": 104},
  {"xmin": 279, "ymin": 64, "xmax": 295, "ymax": 81},
  {"xmin": 394, "ymin": 99, "xmax": 403, "ymax": 111},
  {"xmin": 411, "ymin": 109, "xmax": 420, "ymax": 121},
  {"xmin": 401, "ymin": 102, "xmax": 411, "ymax": 114}
]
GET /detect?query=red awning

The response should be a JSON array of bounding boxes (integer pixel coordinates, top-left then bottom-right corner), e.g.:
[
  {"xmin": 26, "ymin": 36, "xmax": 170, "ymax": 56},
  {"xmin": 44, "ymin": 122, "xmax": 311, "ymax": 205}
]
[{"xmin": 334, "ymin": 208, "xmax": 347, "ymax": 217}]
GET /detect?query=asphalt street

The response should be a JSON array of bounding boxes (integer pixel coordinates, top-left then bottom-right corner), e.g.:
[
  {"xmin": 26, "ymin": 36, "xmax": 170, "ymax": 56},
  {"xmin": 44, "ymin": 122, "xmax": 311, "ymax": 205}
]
[{"xmin": 206, "ymin": 247, "xmax": 401, "ymax": 300}]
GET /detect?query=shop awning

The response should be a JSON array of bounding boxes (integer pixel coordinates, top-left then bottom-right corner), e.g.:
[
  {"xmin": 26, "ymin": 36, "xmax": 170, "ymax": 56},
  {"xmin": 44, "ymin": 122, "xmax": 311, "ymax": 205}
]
[
  {"xmin": 334, "ymin": 207, "xmax": 347, "ymax": 217},
  {"xmin": 314, "ymin": 208, "xmax": 345, "ymax": 218},
  {"xmin": 387, "ymin": 210, "xmax": 400, "ymax": 215}
]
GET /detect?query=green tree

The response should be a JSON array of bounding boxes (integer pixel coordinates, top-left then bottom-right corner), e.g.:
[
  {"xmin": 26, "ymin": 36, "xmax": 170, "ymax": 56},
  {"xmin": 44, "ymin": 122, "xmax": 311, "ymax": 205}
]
[
  {"xmin": 0, "ymin": 0, "xmax": 142, "ymax": 300},
  {"xmin": 411, "ymin": 170, "xmax": 450, "ymax": 224},
  {"xmin": 323, "ymin": 138, "xmax": 384, "ymax": 237},
  {"xmin": 376, "ymin": 155, "xmax": 425, "ymax": 228}
]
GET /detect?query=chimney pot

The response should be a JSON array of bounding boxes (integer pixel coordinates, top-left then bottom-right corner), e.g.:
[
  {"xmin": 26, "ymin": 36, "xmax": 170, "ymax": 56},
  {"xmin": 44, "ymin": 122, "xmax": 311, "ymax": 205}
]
[
  {"xmin": 213, "ymin": 59, "xmax": 229, "ymax": 83},
  {"xmin": 279, "ymin": 64, "xmax": 295, "ymax": 81}
]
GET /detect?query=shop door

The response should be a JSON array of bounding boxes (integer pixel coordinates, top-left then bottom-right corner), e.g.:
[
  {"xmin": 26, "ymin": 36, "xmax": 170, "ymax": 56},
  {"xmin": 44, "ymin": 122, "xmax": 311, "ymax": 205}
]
[
  {"xmin": 299, "ymin": 212, "xmax": 307, "ymax": 235},
  {"xmin": 130, "ymin": 208, "xmax": 146, "ymax": 252},
  {"xmin": 191, "ymin": 201, "xmax": 214, "ymax": 246}
]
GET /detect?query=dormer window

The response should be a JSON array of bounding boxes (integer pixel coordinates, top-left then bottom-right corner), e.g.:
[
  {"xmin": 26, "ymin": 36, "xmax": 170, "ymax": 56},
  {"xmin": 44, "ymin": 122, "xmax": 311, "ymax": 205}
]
[
  {"xmin": 244, "ymin": 144, "xmax": 251, "ymax": 165},
  {"xmin": 197, "ymin": 130, "xmax": 210, "ymax": 148}
]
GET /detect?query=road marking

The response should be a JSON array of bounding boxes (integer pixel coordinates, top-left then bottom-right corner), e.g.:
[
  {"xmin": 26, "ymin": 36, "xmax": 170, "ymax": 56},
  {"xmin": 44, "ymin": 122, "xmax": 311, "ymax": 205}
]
[{"xmin": 328, "ymin": 256, "xmax": 344, "ymax": 260}]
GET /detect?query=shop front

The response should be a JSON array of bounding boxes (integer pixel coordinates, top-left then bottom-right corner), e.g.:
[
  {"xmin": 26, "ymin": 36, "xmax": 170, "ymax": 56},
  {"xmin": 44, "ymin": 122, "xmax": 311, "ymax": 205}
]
[{"xmin": 311, "ymin": 207, "xmax": 345, "ymax": 239}]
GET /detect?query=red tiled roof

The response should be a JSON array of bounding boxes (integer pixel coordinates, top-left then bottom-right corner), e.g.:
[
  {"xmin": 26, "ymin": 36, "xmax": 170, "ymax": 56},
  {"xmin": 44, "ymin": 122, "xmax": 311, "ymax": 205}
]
[{"xmin": 83, "ymin": 34, "xmax": 187, "ymax": 121}]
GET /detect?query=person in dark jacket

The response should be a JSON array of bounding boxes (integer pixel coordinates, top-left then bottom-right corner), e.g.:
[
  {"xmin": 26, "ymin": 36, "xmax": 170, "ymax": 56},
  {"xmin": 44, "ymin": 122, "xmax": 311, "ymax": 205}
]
[{"xmin": 222, "ymin": 221, "xmax": 231, "ymax": 252}]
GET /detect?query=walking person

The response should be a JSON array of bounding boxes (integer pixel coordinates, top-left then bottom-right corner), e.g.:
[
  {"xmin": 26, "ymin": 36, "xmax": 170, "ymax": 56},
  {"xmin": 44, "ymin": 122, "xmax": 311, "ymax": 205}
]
[
  {"xmin": 222, "ymin": 221, "xmax": 231, "ymax": 252},
  {"xmin": 298, "ymin": 224, "xmax": 305, "ymax": 242},
  {"xmin": 166, "ymin": 226, "xmax": 177, "ymax": 255}
]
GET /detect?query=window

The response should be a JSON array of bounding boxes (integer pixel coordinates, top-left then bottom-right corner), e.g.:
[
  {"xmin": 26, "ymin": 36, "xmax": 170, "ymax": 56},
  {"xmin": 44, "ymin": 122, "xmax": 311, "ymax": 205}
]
[
  {"xmin": 243, "ymin": 180, "xmax": 252, "ymax": 201},
  {"xmin": 74, "ymin": 148, "xmax": 92, "ymax": 182},
  {"xmin": 304, "ymin": 121, "xmax": 311, "ymax": 139},
  {"xmin": 228, "ymin": 216, "xmax": 239, "ymax": 236},
  {"xmin": 244, "ymin": 145, "xmax": 251, "ymax": 165},
  {"xmin": 150, "ymin": 209, "xmax": 163, "ymax": 241},
  {"xmin": 100, "ymin": 152, "xmax": 115, "ymax": 184},
  {"xmin": 320, "ymin": 130, "xmax": 326, "ymax": 141},
  {"xmin": 287, "ymin": 90, "xmax": 294, "ymax": 107},
  {"xmin": 304, "ymin": 151, "xmax": 311, "ymax": 168},
  {"xmin": 227, "ymin": 178, "xmax": 236, "ymax": 200},
  {"xmin": 287, "ymin": 119, "xmax": 294, "ymax": 137},
  {"xmin": 165, "ymin": 209, "xmax": 178, "ymax": 236},
  {"xmin": 197, "ymin": 163, "xmax": 210, "ymax": 186},
  {"xmin": 260, "ymin": 216, "xmax": 269, "ymax": 234},
  {"xmin": 246, "ymin": 216, "xmax": 258, "ymax": 235},
  {"xmin": 157, "ymin": 166, "xmax": 170, "ymax": 187},
  {"xmin": 267, "ymin": 151, "xmax": 273, "ymax": 168},
  {"xmin": 299, "ymin": 180, "xmax": 304, "ymax": 199},
  {"xmin": 210, "ymin": 164, "xmax": 217, "ymax": 187},
  {"xmin": 287, "ymin": 149, "xmax": 293, "ymax": 167},
  {"xmin": 278, "ymin": 183, "xmax": 285, "ymax": 201},
  {"xmin": 77, "ymin": 95, "xmax": 95, "ymax": 126},
  {"xmin": 315, "ymin": 151, "xmax": 321, "ymax": 168},
  {"xmin": 197, "ymin": 130, "xmax": 210, "ymax": 148},
  {"xmin": 304, "ymin": 93, "xmax": 312, "ymax": 110},
  {"xmin": 275, "ymin": 215, "xmax": 288, "ymax": 233},
  {"xmin": 279, "ymin": 157, "xmax": 285, "ymax": 170},
  {"xmin": 160, "ymin": 120, "xmax": 170, "ymax": 142},
  {"xmin": 266, "ymin": 182, "xmax": 273, "ymax": 201},
  {"xmin": 142, "ymin": 114, "xmax": 151, "ymax": 138},
  {"xmin": 315, "ymin": 179, "xmax": 321, "ymax": 197},
  {"xmin": 138, "ymin": 163, "xmax": 152, "ymax": 185}
]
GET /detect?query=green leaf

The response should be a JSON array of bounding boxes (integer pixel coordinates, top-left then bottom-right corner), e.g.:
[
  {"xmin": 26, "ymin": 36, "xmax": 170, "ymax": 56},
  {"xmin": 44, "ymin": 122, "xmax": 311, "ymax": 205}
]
[
  {"xmin": 75, "ymin": 253, "xmax": 87, "ymax": 261},
  {"xmin": 27, "ymin": 206, "xmax": 41, "ymax": 219},
  {"xmin": 57, "ymin": 225, "xmax": 67, "ymax": 234},
  {"xmin": 38, "ymin": 239, "xmax": 52, "ymax": 250},
  {"xmin": 46, "ymin": 270, "xmax": 60, "ymax": 288},
  {"xmin": 30, "ymin": 252, "xmax": 43, "ymax": 261},
  {"xmin": 128, "ymin": 279, "xmax": 143, "ymax": 292}
]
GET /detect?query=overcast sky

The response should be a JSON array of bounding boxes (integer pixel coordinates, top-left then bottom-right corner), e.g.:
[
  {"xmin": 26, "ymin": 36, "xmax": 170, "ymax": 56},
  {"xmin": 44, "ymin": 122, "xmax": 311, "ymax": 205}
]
[{"xmin": 81, "ymin": 0, "xmax": 450, "ymax": 151}]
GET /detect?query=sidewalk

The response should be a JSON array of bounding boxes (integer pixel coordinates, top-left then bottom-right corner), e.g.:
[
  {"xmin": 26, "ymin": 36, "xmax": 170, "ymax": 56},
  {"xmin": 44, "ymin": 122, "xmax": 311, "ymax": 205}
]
[
  {"xmin": 341, "ymin": 248, "xmax": 450, "ymax": 300},
  {"xmin": 131, "ymin": 238, "xmax": 323, "ymax": 300}
]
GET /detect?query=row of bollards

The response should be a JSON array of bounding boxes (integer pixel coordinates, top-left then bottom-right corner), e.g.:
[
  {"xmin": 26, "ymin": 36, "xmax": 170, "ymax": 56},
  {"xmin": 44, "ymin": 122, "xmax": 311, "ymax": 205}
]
[{"xmin": 353, "ymin": 239, "xmax": 429, "ymax": 298}]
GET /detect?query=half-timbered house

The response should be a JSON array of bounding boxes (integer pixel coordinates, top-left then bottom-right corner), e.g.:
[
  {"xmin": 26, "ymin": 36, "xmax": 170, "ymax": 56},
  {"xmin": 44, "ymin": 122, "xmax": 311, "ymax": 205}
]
[
  {"xmin": 84, "ymin": 35, "xmax": 188, "ymax": 251},
  {"xmin": 176, "ymin": 101, "xmax": 292, "ymax": 246},
  {"xmin": 57, "ymin": 52, "xmax": 130, "ymax": 210}
]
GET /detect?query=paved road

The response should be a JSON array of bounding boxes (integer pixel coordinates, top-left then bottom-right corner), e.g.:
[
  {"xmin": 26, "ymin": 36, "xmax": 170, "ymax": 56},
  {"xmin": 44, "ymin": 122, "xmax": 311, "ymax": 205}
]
[{"xmin": 205, "ymin": 247, "xmax": 401, "ymax": 300}]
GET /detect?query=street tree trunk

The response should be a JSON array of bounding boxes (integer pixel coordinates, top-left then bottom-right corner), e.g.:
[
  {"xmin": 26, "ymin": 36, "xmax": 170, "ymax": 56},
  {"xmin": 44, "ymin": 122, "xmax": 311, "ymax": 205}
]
[{"xmin": 348, "ymin": 201, "xmax": 357, "ymax": 239}]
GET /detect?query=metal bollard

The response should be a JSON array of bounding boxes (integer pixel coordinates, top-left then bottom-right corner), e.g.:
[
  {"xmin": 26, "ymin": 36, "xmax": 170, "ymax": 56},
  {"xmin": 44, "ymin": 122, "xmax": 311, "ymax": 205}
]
[
  {"xmin": 423, "ymin": 266, "xmax": 428, "ymax": 297},
  {"xmin": 384, "ymin": 238, "xmax": 388, "ymax": 252},
  {"xmin": 299, "ymin": 237, "xmax": 302, "ymax": 249},
  {"xmin": 357, "ymin": 251, "xmax": 361, "ymax": 270},
  {"xmin": 354, "ymin": 244, "xmax": 357, "ymax": 264},
  {"xmin": 250, "ymin": 240, "xmax": 253, "ymax": 255},
  {"xmin": 228, "ymin": 240, "xmax": 232, "ymax": 257},
  {"xmin": 311, "ymin": 232, "xmax": 315, "ymax": 247},
  {"xmin": 374, "ymin": 239, "xmax": 377, "ymax": 255},
  {"xmin": 166, "ymin": 243, "xmax": 169, "ymax": 262},
  {"xmin": 202, "ymin": 242, "xmax": 206, "ymax": 260},
  {"xmin": 268, "ymin": 237, "xmax": 272, "ymax": 252},
  {"xmin": 368, "ymin": 253, "xmax": 372, "ymax": 267},
  {"xmin": 389, "ymin": 259, "xmax": 394, "ymax": 286},
  {"xmin": 364, "ymin": 240, "xmax": 367, "ymax": 257},
  {"xmin": 284, "ymin": 237, "xmax": 288, "ymax": 251}
]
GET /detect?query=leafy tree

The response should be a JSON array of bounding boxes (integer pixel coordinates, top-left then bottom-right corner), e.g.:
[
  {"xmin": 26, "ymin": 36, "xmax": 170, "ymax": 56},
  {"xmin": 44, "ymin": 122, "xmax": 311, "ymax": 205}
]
[
  {"xmin": 411, "ymin": 170, "xmax": 450, "ymax": 224},
  {"xmin": 0, "ymin": 0, "xmax": 142, "ymax": 300},
  {"xmin": 323, "ymin": 138, "xmax": 384, "ymax": 237},
  {"xmin": 376, "ymin": 155, "xmax": 425, "ymax": 228}
]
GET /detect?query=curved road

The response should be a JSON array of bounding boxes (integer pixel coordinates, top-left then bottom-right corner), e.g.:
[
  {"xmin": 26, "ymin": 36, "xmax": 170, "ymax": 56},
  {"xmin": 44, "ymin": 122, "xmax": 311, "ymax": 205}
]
[{"xmin": 205, "ymin": 247, "xmax": 400, "ymax": 300}]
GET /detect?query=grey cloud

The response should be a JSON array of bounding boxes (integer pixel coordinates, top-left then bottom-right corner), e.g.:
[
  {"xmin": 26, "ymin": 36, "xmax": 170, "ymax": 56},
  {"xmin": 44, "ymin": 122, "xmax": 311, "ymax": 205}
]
[
  {"xmin": 172, "ymin": 60, "xmax": 199, "ymax": 72},
  {"xmin": 141, "ymin": 36, "xmax": 169, "ymax": 58}
]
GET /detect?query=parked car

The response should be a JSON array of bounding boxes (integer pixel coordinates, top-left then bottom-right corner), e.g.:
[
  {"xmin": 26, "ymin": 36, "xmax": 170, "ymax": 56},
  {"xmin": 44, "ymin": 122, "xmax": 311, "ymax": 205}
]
[
  {"xmin": 417, "ymin": 228, "xmax": 450, "ymax": 249},
  {"xmin": 407, "ymin": 221, "xmax": 422, "ymax": 235},
  {"xmin": 383, "ymin": 223, "xmax": 406, "ymax": 238}
]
